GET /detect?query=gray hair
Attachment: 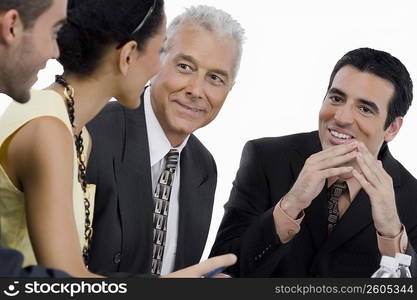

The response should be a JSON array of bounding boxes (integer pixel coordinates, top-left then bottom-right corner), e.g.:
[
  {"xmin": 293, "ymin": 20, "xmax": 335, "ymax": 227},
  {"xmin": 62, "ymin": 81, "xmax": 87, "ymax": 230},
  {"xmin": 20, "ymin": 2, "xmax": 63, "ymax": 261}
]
[{"xmin": 165, "ymin": 5, "xmax": 245, "ymax": 81}]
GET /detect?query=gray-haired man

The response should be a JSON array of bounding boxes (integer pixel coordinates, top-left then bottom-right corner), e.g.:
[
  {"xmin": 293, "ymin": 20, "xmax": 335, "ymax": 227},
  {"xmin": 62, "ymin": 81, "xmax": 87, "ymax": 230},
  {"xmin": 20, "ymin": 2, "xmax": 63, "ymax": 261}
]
[{"xmin": 86, "ymin": 5, "xmax": 245, "ymax": 276}]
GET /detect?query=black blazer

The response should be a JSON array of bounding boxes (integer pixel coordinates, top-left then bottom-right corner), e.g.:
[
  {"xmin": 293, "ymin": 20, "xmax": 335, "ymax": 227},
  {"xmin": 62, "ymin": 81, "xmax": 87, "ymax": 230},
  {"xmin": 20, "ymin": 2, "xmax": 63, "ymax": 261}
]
[
  {"xmin": 0, "ymin": 246, "xmax": 68, "ymax": 277},
  {"xmin": 86, "ymin": 99, "xmax": 217, "ymax": 274},
  {"xmin": 210, "ymin": 131, "xmax": 417, "ymax": 277}
]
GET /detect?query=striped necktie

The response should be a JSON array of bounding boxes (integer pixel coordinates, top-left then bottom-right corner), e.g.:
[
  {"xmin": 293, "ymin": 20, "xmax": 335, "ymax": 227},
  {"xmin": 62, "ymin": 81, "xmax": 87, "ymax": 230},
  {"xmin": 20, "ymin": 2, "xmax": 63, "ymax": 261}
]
[{"xmin": 151, "ymin": 149, "xmax": 179, "ymax": 275}]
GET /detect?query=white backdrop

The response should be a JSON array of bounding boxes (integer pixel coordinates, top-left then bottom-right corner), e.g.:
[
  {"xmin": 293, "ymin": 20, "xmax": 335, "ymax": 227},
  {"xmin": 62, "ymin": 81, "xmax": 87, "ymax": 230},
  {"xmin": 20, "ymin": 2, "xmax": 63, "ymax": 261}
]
[{"xmin": 1, "ymin": 0, "xmax": 417, "ymax": 261}]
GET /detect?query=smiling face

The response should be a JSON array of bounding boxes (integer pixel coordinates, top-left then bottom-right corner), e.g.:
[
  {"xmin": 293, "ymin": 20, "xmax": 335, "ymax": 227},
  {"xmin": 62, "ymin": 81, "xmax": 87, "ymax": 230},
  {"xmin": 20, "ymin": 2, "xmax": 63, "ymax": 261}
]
[
  {"xmin": 319, "ymin": 65, "xmax": 402, "ymax": 159},
  {"xmin": 150, "ymin": 22, "xmax": 237, "ymax": 146},
  {"xmin": 3, "ymin": 0, "xmax": 67, "ymax": 102}
]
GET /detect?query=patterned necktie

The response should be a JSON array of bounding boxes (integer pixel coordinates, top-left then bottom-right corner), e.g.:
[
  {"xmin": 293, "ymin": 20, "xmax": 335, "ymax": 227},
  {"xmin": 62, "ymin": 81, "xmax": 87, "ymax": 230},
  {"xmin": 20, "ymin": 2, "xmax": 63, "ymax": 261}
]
[
  {"xmin": 327, "ymin": 181, "xmax": 348, "ymax": 233},
  {"xmin": 151, "ymin": 149, "xmax": 179, "ymax": 275}
]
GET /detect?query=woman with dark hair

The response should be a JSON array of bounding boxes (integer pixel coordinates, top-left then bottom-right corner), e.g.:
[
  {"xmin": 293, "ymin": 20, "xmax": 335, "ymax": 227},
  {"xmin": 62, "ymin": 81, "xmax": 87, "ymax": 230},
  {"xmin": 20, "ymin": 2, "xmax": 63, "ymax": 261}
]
[{"xmin": 0, "ymin": 0, "xmax": 236, "ymax": 277}]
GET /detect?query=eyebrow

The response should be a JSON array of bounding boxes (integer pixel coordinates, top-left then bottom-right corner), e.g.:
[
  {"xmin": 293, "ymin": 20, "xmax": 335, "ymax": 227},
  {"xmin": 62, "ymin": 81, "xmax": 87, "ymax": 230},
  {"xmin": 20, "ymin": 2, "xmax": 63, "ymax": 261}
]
[
  {"xmin": 328, "ymin": 87, "xmax": 380, "ymax": 114},
  {"xmin": 358, "ymin": 99, "xmax": 380, "ymax": 114},
  {"xmin": 174, "ymin": 53, "xmax": 230, "ymax": 80},
  {"xmin": 328, "ymin": 87, "xmax": 346, "ymax": 98}
]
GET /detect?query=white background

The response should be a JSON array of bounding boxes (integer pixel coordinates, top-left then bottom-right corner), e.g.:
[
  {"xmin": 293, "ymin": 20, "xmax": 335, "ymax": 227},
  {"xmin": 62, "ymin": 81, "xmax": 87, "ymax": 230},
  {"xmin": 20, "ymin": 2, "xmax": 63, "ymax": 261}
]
[{"xmin": 1, "ymin": 0, "xmax": 417, "ymax": 261}]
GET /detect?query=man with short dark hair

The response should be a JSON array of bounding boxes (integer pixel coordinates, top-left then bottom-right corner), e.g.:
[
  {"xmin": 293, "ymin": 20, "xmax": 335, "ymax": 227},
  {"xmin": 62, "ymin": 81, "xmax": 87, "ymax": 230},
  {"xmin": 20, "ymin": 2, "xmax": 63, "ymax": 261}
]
[
  {"xmin": 0, "ymin": 0, "xmax": 66, "ymax": 104},
  {"xmin": 0, "ymin": 0, "xmax": 68, "ymax": 277},
  {"xmin": 211, "ymin": 48, "xmax": 417, "ymax": 277}
]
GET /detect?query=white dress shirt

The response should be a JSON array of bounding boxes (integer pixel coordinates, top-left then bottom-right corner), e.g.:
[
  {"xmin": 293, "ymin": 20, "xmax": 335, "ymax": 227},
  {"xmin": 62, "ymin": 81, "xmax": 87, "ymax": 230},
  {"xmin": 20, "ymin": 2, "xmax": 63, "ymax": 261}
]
[{"xmin": 144, "ymin": 88, "xmax": 189, "ymax": 275}]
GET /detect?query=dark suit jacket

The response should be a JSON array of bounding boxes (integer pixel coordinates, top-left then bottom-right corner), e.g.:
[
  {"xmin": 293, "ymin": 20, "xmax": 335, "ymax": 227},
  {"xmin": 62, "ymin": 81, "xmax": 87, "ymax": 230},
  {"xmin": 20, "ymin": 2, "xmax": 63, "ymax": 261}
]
[
  {"xmin": 210, "ymin": 131, "xmax": 417, "ymax": 277},
  {"xmin": 0, "ymin": 246, "xmax": 68, "ymax": 277},
  {"xmin": 86, "ymin": 99, "xmax": 217, "ymax": 274}
]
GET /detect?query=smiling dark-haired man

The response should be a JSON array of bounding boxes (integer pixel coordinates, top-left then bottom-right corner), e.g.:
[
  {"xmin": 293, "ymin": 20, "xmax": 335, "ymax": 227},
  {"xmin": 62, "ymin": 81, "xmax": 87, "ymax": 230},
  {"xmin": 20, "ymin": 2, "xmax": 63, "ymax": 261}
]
[{"xmin": 211, "ymin": 47, "xmax": 417, "ymax": 277}]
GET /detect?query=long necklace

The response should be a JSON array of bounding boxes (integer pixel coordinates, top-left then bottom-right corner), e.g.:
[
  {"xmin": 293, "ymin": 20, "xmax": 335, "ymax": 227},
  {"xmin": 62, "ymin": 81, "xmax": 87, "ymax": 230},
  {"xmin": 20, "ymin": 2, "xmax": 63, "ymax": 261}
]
[{"xmin": 55, "ymin": 75, "xmax": 93, "ymax": 267}]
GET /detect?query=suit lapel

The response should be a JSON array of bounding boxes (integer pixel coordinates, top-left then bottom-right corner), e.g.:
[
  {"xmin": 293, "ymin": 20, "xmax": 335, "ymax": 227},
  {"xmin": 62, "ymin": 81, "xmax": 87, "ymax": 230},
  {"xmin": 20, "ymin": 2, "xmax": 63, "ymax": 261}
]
[
  {"xmin": 175, "ymin": 143, "xmax": 210, "ymax": 269},
  {"xmin": 304, "ymin": 188, "xmax": 330, "ymax": 251},
  {"xmin": 117, "ymin": 98, "xmax": 154, "ymax": 271},
  {"xmin": 378, "ymin": 143, "xmax": 401, "ymax": 189},
  {"xmin": 321, "ymin": 189, "xmax": 372, "ymax": 253}
]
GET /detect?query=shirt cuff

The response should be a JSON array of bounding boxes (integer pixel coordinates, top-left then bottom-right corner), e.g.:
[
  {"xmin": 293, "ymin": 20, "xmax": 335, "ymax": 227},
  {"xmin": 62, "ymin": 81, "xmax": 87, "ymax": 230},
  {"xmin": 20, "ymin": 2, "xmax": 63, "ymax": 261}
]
[
  {"xmin": 377, "ymin": 225, "xmax": 408, "ymax": 257},
  {"xmin": 273, "ymin": 198, "xmax": 305, "ymax": 243}
]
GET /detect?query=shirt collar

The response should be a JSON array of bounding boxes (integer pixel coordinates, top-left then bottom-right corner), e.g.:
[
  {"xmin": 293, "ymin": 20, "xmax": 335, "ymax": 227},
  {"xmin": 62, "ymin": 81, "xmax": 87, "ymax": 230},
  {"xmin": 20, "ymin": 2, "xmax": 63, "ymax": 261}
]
[{"xmin": 144, "ymin": 87, "xmax": 190, "ymax": 166}]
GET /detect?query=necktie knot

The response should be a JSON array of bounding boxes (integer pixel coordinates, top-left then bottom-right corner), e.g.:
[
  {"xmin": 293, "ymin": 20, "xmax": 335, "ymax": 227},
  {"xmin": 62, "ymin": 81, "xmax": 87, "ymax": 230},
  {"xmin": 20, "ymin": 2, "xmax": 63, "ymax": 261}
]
[
  {"xmin": 329, "ymin": 181, "xmax": 348, "ymax": 198},
  {"xmin": 165, "ymin": 149, "xmax": 179, "ymax": 171}
]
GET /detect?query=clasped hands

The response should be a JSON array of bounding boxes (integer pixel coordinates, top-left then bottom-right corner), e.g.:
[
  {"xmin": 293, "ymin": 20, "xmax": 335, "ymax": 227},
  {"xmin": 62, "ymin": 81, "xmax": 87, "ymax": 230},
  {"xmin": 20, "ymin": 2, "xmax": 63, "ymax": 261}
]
[{"xmin": 280, "ymin": 141, "xmax": 402, "ymax": 238}]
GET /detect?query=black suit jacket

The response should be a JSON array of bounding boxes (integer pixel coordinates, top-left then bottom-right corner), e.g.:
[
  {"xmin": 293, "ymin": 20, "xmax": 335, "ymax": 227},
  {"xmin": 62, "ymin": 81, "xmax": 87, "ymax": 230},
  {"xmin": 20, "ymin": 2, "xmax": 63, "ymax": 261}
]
[
  {"xmin": 86, "ymin": 99, "xmax": 217, "ymax": 274},
  {"xmin": 210, "ymin": 131, "xmax": 417, "ymax": 277},
  {"xmin": 0, "ymin": 246, "xmax": 68, "ymax": 277}
]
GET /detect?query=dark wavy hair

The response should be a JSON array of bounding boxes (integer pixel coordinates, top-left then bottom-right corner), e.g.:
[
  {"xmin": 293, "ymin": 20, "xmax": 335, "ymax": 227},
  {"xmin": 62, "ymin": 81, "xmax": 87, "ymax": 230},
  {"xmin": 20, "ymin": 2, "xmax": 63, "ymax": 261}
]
[
  {"xmin": 0, "ymin": 0, "xmax": 52, "ymax": 29},
  {"xmin": 57, "ymin": 0, "xmax": 164, "ymax": 75},
  {"xmin": 327, "ymin": 48, "xmax": 413, "ymax": 129}
]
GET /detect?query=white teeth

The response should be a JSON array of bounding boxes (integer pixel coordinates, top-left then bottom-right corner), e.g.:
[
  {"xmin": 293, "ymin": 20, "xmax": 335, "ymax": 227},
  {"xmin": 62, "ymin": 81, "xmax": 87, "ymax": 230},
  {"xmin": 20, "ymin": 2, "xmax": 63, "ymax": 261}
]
[
  {"xmin": 330, "ymin": 130, "xmax": 352, "ymax": 140},
  {"xmin": 184, "ymin": 105, "xmax": 200, "ymax": 112}
]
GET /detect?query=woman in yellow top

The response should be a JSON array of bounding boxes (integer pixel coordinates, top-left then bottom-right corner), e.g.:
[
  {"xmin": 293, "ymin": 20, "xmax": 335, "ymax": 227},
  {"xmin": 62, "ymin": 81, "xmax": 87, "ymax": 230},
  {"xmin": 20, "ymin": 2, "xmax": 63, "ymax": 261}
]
[{"xmin": 0, "ymin": 0, "xmax": 166, "ymax": 277}]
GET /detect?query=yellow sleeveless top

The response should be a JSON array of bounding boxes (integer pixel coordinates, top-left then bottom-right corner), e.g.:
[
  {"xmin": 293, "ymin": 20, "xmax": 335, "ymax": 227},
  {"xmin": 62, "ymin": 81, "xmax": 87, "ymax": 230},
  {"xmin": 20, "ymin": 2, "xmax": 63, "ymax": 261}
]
[{"xmin": 0, "ymin": 89, "xmax": 96, "ymax": 267}]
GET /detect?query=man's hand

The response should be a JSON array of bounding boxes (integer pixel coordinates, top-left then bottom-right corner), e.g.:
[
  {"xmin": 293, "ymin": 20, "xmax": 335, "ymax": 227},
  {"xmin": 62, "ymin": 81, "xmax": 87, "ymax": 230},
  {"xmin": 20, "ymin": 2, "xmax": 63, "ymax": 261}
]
[
  {"xmin": 352, "ymin": 143, "xmax": 402, "ymax": 238},
  {"xmin": 162, "ymin": 254, "xmax": 237, "ymax": 278},
  {"xmin": 280, "ymin": 142, "xmax": 357, "ymax": 219}
]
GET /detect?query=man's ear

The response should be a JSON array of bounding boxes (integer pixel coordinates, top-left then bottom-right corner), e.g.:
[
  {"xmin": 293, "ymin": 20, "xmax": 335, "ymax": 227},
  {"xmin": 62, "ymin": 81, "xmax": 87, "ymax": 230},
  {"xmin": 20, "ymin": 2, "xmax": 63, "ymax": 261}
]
[
  {"xmin": 118, "ymin": 41, "xmax": 138, "ymax": 76},
  {"xmin": 384, "ymin": 116, "xmax": 403, "ymax": 143},
  {"xmin": 0, "ymin": 10, "xmax": 23, "ymax": 45}
]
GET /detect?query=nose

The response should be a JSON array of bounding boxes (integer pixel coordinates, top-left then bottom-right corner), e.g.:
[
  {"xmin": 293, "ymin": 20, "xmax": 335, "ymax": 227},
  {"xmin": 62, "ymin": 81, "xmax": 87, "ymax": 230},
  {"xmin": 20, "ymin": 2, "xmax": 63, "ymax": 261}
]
[
  {"xmin": 185, "ymin": 75, "xmax": 204, "ymax": 101},
  {"xmin": 334, "ymin": 103, "xmax": 354, "ymax": 126}
]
